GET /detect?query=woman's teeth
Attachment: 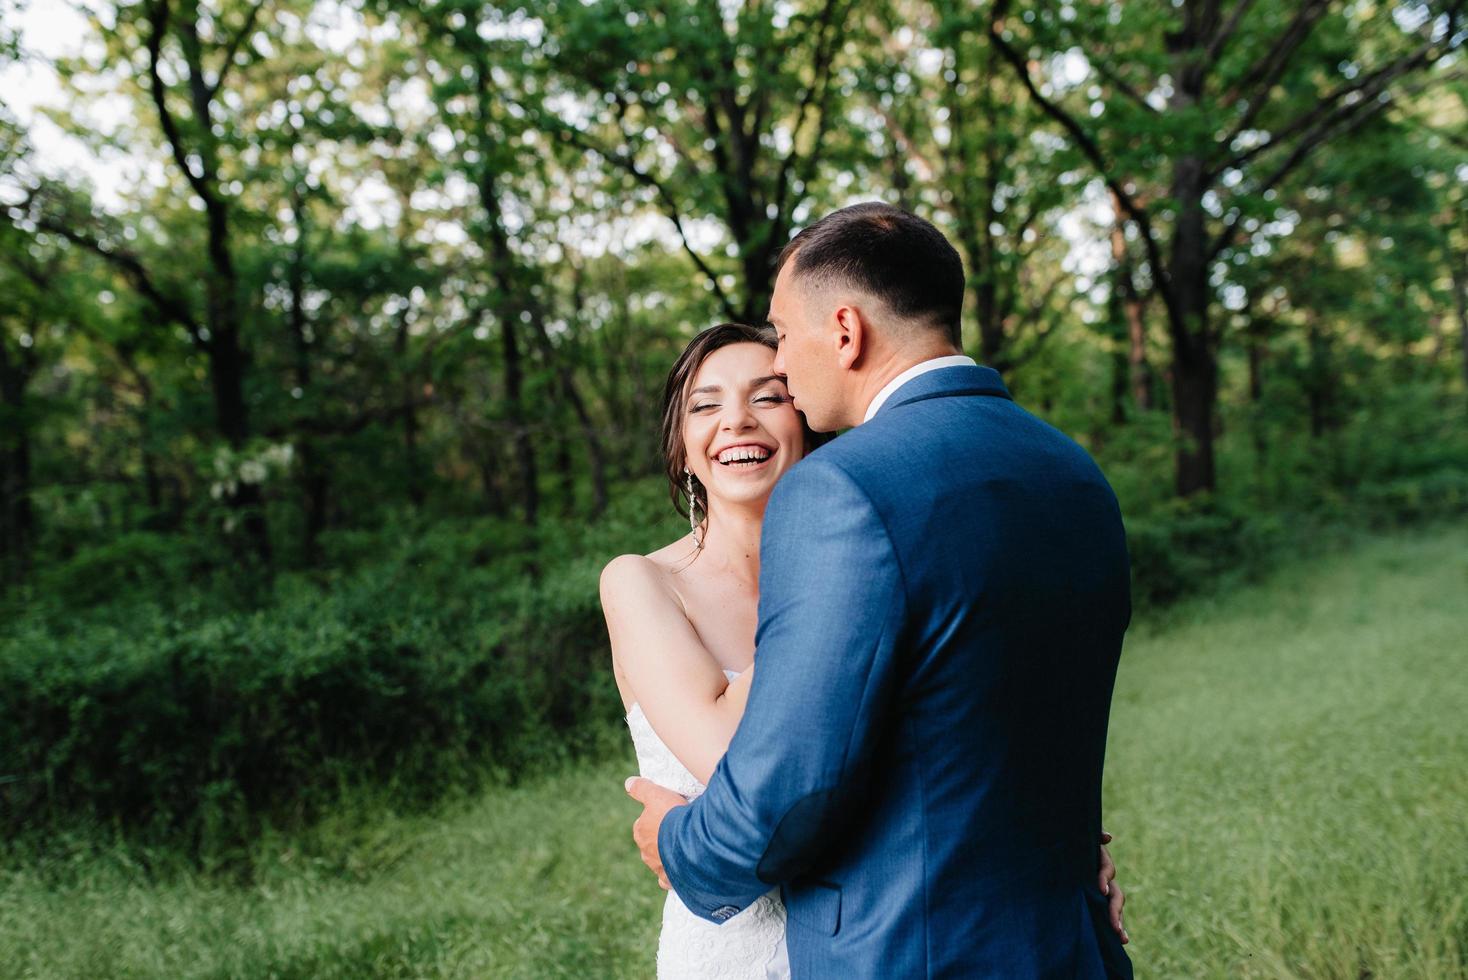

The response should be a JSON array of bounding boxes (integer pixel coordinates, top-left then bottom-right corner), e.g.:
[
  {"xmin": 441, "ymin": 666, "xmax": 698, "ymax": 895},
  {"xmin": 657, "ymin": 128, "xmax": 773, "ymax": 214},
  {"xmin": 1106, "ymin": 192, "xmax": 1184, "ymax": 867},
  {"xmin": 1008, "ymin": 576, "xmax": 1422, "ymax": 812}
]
[{"xmin": 717, "ymin": 446, "xmax": 773, "ymax": 466}]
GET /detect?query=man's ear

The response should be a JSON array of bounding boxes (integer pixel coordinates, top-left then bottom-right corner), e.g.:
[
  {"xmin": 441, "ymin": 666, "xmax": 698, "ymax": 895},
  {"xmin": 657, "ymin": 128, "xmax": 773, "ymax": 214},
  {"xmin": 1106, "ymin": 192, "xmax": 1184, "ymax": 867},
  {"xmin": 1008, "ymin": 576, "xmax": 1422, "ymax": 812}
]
[{"xmin": 833, "ymin": 304, "xmax": 864, "ymax": 370}]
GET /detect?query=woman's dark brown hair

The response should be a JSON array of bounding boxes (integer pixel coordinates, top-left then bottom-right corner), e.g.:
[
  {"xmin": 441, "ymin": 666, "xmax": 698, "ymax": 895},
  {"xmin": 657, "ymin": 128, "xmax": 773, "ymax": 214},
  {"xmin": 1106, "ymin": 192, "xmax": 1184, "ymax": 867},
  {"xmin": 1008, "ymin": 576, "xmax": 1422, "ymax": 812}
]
[{"xmin": 660, "ymin": 323, "xmax": 827, "ymax": 530}]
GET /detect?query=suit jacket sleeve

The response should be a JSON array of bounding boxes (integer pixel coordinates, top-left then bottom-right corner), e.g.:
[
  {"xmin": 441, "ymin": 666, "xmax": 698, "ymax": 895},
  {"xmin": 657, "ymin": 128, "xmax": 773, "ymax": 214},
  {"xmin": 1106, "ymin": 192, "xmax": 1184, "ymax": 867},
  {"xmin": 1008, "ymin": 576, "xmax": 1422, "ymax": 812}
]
[{"xmin": 658, "ymin": 456, "xmax": 908, "ymax": 922}]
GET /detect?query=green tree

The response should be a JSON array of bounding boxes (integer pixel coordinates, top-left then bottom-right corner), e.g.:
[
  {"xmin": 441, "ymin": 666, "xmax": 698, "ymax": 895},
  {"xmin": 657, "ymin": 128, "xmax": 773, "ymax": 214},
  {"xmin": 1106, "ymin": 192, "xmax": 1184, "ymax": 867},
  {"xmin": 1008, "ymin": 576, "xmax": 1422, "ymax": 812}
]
[
  {"xmin": 538, "ymin": 0, "xmax": 867, "ymax": 323},
  {"xmin": 988, "ymin": 0, "xmax": 1466, "ymax": 495}
]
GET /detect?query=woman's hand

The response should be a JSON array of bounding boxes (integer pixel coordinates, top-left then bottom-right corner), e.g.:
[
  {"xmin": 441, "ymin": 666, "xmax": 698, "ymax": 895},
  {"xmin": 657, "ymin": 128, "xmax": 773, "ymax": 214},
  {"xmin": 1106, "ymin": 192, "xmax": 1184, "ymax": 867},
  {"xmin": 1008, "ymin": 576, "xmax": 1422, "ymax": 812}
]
[{"xmin": 1099, "ymin": 830, "xmax": 1129, "ymax": 944}]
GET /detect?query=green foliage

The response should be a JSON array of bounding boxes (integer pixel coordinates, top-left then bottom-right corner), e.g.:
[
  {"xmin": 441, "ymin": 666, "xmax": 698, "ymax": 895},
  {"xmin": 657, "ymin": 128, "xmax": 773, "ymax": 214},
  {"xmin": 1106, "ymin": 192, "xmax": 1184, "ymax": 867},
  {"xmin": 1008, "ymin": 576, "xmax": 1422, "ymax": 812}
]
[
  {"xmin": 2, "ymin": 0, "xmax": 1466, "ymax": 888},
  {"xmin": 0, "ymin": 479, "xmax": 681, "ymax": 858},
  {"xmin": 3, "ymin": 527, "xmax": 1465, "ymax": 977},
  {"xmin": 35, "ymin": 530, "xmax": 225, "ymax": 608},
  {"xmin": 1125, "ymin": 468, "xmax": 1468, "ymax": 609},
  {"xmin": 6, "ymin": 446, "xmax": 1466, "ymax": 859},
  {"xmin": 1124, "ymin": 500, "xmax": 1287, "ymax": 608}
]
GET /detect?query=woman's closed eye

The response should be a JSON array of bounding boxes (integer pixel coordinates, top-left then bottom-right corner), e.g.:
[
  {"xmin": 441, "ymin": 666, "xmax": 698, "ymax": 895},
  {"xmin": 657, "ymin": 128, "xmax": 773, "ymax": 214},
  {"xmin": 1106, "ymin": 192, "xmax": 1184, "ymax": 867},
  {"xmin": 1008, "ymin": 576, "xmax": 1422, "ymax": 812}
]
[{"xmin": 690, "ymin": 394, "xmax": 787, "ymax": 412}]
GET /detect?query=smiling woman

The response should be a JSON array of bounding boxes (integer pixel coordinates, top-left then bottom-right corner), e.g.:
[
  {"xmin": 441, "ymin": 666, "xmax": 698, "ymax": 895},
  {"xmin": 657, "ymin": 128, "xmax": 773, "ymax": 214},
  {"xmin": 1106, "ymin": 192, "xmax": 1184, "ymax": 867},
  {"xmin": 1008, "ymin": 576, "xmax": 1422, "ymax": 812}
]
[
  {"xmin": 657, "ymin": 323, "xmax": 827, "ymax": 547},
  {"xmin": 598, "ymin": 321, "xmax": 835, "ymax": 978}
]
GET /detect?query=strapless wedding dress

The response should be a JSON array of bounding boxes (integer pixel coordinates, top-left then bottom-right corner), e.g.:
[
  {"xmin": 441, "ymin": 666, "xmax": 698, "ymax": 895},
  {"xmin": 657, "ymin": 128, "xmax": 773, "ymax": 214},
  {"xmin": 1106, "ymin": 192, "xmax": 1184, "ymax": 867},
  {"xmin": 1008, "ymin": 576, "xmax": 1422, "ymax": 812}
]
[{"xmin": 625, "ymin": 670, "xmax": 790, "ymax": 979}]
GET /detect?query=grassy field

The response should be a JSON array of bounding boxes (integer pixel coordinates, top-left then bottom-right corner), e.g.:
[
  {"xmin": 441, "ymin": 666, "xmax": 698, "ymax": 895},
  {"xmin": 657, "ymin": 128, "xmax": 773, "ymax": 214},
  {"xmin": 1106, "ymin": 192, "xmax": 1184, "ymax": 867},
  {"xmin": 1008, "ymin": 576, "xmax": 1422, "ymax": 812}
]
[{"xmin": 3, "ymin": 524, "xmax": 1465, "ymax": 979}]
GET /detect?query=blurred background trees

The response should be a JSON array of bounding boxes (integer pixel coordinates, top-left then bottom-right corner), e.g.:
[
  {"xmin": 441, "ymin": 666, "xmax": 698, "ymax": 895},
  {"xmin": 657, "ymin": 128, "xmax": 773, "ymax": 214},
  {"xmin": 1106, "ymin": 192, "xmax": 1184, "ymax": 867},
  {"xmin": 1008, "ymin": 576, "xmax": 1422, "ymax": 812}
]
[
  {"xmin": 0, "ymin": 0, "xmax": 1465, "ymax": 848},
  {"xmin": 2, "ymin": 0, "xmax": 1463, "ymax": 567}
]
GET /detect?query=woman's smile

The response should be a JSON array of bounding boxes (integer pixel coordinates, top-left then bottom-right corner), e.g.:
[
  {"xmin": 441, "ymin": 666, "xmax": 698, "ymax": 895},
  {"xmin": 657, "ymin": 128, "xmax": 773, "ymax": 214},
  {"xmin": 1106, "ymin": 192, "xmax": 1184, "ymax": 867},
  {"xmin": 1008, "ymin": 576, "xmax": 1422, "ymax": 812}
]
[{"xmin": 713, "ymin": 443, "xmax": 777, "ymax": 470}]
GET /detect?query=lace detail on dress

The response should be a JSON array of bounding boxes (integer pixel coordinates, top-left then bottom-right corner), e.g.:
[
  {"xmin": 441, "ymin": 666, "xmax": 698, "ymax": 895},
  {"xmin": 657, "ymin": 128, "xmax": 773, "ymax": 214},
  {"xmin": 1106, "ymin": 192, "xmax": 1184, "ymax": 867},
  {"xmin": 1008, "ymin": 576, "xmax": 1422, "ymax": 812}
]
[{"xmin": 625, "ymin": 670, "xmax": 790, "ymax": 980}]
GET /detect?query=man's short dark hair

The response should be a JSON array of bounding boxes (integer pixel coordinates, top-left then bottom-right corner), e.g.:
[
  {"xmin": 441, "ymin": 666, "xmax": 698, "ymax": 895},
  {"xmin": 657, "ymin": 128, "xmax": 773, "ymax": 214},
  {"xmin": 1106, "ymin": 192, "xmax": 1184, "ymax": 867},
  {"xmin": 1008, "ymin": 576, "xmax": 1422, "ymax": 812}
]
[{"xmin": 776, "ymin": 202, "xmax": 965, "ymax": 347}]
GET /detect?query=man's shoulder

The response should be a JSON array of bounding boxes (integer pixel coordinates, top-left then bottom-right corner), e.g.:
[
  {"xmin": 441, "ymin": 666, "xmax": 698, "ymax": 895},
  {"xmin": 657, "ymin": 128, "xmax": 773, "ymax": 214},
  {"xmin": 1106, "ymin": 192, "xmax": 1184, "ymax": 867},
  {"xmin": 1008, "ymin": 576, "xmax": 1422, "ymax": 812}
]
[
  {"xmin": 804, "ymin": 394, "xmax": 1007, "ymax": 474},
  {"xmin": 804, "ymin": 393, "xmax": 1107, "ymax": 500}
]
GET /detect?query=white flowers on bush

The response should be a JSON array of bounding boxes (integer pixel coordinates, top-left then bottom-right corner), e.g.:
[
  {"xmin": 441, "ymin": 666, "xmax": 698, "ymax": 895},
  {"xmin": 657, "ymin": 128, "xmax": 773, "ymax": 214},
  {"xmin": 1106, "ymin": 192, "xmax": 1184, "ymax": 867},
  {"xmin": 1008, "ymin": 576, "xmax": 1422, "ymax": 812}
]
[{"xmin": 209, "ymin": 442, "xmax": 295, "ymax": 507}]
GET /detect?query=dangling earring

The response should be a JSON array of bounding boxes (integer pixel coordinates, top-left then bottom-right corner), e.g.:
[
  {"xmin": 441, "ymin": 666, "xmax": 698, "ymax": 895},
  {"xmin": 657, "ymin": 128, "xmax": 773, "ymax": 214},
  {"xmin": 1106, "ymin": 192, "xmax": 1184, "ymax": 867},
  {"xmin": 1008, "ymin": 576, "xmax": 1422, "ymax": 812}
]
[{"xmin": 685, "ymin": 468, "xmax": 704, "ymax": 547}]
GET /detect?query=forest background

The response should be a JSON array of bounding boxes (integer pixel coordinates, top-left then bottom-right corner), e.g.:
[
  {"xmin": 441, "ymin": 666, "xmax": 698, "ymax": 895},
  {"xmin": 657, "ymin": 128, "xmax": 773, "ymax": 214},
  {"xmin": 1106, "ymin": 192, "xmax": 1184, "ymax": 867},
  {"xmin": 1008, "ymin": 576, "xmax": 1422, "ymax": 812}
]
[{"xmin": 1, "ymin": 0, "xmax": 1466, "ymax": 974}]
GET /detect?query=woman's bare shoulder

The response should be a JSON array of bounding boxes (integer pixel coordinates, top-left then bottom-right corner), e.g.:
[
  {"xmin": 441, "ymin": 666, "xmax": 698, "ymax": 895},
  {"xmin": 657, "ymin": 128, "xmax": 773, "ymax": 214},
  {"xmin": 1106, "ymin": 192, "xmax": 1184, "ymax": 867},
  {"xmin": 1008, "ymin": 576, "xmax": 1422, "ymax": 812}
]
[{"xmin": 599, "ymin": 535, "xmax": 698, "ymax": 608}]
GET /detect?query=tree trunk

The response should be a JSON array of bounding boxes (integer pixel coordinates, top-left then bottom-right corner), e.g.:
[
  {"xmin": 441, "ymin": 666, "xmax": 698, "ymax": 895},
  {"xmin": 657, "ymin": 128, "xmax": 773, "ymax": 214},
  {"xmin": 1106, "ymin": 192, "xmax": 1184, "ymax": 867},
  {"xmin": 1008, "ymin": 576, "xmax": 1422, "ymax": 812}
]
[
  {"xmin": 1243, "ymin": 311, "xmax": 1269, "ymax": 482},
  {"xmin": 478, "ymin": 454, "xmax": 507, "ymax": 516},
  {"xmin": 1165, "ymin": 147, "xmax": 1218, "ymax": 495},
  {"xmin": 202, "ymin": 183, "xmax": 268, "ymax": 561},
  {"xmin": 153, "ymin": 0, "xmax": 269, "ymax": 561},
  {"xmin": 112, "ymin": 341, "xmax": 170, "ymax": 526},
  {"xmin": 500, "ymin": 300, "xmax": 539, "ymax": 526},
  {"xmin": 1247, "ymin": 324, "xmax": 1265, "ymax": 404},
  {"xmin": 1171, "ymin": 334, "xmax": 1218, "ymax": 496},
  {"xmin": 142, "ymin": 450, "xmax": 162, "ymax": 512},
  {"xmin": 1305, "ymin": 314, "xmax": 1336, "ymax": 439},
  {"xmin": 739, "ymin": 244, "xmax": 776, "ymax": 325},
  {"xmin": 393, "ymin": 304, "xmax": 425, "ymax": 509},
  {"xmin": 208, "ymin": 314, "xmax": 269, "ymax": 558},
  {"xmin": 1109, "ymin": 191, "xmax": 1151, "ymax": 412},
  {"xmin": 949, "ymin": 35, "xmax": 1008, "ymax": 369},
  {"xmin": 1109, "ymin": 329, "xmax": 1129, "ymax": 429},
  {"xmin": 1158, "ymin": 8, "xmax": 1219, "ymax": 497},
  {"xmin": 478, "ymin": 178, "xmax": 606, "ymax": 519},
  {"xmin": 1104, "ymin": 273, "xmax": 1130, "ymax": 428},
  {"xmin": 0, "ymin": 332, "xmax": 37, "ymax": 580},
  {"xmin": 1453, "ymin": 250, "xmax": 1468, "ymax": 392},
  {"xmin": 552, "ymin": 428, "xmax": 575, "ymax": 514},
  {"xmin": 470, "ymin": 57, "xmax": 540, "ymax": 525},
  {"xmin": 286, "ymin": 183, "xmax": 329, "ymax": 563}
]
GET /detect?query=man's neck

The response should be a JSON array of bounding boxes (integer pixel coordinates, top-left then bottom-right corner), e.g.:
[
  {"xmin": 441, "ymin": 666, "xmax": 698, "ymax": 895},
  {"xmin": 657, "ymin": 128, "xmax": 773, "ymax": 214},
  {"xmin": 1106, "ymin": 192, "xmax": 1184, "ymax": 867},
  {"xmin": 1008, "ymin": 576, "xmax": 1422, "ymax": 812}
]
[{"xmin": 851, "ymin": 343, "xmax": 965, "ymax": 426}]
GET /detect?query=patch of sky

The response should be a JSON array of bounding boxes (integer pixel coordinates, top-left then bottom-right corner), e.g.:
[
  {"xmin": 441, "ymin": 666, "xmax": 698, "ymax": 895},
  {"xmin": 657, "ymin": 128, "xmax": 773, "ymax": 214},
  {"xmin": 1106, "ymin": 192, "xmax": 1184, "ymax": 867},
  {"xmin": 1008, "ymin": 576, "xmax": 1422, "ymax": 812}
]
[
  {"xmin": 1057, "ymin": 178, "xmax": 1113, "ymax": 290},
  {"xmin": 1391, "ymin": 2, "xmax": 1432, "ymax": 33},
  {"xmin": 1221, "ymin": 283, "xmax": 1247, "ymax": 311}
]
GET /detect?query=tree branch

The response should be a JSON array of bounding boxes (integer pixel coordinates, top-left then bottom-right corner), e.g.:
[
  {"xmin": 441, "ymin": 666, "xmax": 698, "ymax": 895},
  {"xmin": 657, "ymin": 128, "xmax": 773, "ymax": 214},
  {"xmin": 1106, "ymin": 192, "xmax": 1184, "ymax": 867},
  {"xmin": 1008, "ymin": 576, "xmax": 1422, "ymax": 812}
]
[
  {"xmin": 6, "ymin": 198, "xmax": 205, "ymax": 344},
  {"xmin": 1215, "ymin": 26, "xmax": 1450, "ymax": 179},
  {"xmin": 1221, "ymin": 0, "xmax": 1331, "ymax": 111},
  {"xmin": 770, "ymin": 0, "xmax": 845, "ymax": 225},
  {"xmin": 1206, "ymin": 90, "xmax": 1397, "ymax": 263},
  {"xmin": 987, "ymin": 0, "xmax": 1175, "ymax": 310},
  {"xmin": 1205, "ymin": 0, "xmax": 1259, "ymax": 67},
  {"xmin": 548, "ymin": 119, "xmax": 739, "ymax": 321},
  {"xmin": 1089, "ymin": 56, "xmax": 1159, "ymax": 114},
  {"xmin": 144, "ymin": 0, "xmax": 214, "ymax": 206},
  {"xmin": 208, "ymin": 0, "xmax": 264, "ymax": 100}
]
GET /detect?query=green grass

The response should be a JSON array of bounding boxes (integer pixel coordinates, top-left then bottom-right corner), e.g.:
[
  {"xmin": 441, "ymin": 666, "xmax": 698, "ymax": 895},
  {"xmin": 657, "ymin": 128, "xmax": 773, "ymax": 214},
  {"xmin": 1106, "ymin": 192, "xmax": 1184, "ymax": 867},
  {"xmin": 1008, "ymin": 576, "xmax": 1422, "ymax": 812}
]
[
  {"xmin": 1107, "ymin": 524, "xmax": 1468, "ymax": 978},
  {"xmin": 3, "ymin": 524, "xmax": 1466, "ymax": 978},
  {"xmin": 0, "ymin": 761, "xmax": 662, "ymax": 978}
]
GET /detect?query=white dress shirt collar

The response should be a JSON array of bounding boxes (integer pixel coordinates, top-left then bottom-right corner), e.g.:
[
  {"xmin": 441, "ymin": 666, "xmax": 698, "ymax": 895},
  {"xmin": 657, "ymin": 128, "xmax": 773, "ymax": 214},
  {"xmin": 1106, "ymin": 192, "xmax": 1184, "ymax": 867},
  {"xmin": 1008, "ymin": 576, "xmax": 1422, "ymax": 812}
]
[{"xmin": 862, "ymin": 354, "xmax": 978, "ymax": 423}]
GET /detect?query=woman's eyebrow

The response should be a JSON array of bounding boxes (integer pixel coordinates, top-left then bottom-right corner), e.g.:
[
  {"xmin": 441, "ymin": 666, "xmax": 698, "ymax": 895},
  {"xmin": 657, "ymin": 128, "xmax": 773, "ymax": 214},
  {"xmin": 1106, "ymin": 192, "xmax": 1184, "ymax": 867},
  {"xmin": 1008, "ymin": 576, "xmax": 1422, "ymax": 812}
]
[{"xmin": 690, "ymin": 376, "xmax": 783, "ymax": 396}]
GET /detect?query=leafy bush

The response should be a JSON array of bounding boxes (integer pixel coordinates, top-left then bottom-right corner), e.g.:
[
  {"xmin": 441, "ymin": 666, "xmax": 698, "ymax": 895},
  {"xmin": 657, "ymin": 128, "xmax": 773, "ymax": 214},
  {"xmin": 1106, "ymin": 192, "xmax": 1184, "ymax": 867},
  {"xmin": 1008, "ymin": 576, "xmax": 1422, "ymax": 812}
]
[
  {"xmin": 1124, "ymin": 468, "xmax": 1468, "ymax": 608},
  {"xmin": 1125, "ymin": 499, "xmax": 1289, "ymax": 608},
  {"xmin": 3, "ymin": 461, "xmax": 1463, "ymax": 859},
  {"xmin": 35, "ymin": 530, "xmax": 228, "ymax": 610},
  {"xmin": 0, "ymin": 479, "xmax": 680, "ymax": 856}
]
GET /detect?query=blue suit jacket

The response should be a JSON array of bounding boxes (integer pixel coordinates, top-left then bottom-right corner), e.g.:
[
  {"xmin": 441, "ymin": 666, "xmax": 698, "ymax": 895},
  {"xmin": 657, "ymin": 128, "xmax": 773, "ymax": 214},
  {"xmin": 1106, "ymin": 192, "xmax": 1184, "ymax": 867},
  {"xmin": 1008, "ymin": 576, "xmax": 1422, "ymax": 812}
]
[{"xmin": 659, "ymin": 365, "xmax": 1134, "ymax": 978}]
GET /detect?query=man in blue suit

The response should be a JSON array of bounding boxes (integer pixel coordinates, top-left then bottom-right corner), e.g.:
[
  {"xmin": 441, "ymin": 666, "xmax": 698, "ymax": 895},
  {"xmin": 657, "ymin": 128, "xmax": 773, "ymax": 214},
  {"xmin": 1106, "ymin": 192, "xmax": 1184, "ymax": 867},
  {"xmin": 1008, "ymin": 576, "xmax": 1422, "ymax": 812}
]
[{"xmin": 627, "ymin": 203, "xmax": 1134, "ymax": 978}]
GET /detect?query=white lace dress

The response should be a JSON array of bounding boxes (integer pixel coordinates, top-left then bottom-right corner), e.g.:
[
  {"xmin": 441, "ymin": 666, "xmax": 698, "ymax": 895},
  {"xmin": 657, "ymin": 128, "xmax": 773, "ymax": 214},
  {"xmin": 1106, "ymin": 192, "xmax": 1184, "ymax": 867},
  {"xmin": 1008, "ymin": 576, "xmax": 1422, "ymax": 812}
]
[{"xmin": 625, "ymin": 670, "xmax": 790, "ymax": 979}]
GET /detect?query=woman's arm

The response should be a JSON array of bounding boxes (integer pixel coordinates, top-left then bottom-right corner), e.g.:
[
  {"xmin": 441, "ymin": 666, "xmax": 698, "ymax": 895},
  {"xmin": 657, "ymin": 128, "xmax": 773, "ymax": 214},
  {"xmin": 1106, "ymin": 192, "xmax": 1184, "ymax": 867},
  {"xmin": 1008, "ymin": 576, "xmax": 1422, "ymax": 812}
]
[{"xmin": 600, "ymin": 554, "xmax": 753, "ymax": 784}]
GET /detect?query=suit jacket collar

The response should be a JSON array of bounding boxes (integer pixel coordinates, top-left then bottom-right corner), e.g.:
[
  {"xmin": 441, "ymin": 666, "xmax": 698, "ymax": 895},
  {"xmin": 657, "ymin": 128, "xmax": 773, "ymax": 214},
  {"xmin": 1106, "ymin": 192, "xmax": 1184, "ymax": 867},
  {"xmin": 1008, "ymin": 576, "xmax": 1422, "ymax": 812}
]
[{"xmin": 873, "ymin": 364, "xmax": 1011, "ymax": 418}]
